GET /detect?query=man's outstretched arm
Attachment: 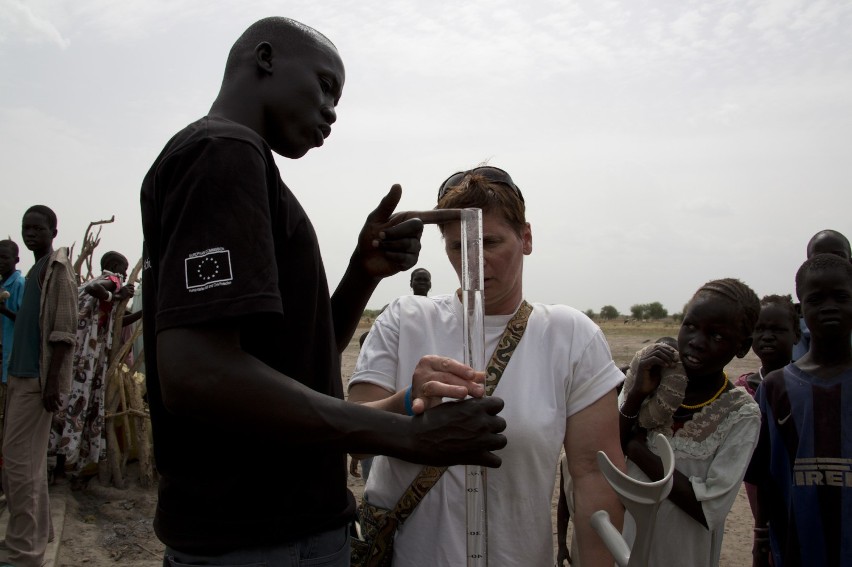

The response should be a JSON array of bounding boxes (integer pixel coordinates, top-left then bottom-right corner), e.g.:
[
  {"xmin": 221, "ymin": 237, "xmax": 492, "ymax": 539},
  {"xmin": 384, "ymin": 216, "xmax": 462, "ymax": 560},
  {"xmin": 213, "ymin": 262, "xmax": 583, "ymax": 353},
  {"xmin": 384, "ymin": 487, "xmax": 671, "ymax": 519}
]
[
  {"xmin": 158, "ymin": 323, "xmax": 507, "ymax": 467},
  {"xmin": 331, "ymin": 184, "xmax": 461, "ymax": 352}
]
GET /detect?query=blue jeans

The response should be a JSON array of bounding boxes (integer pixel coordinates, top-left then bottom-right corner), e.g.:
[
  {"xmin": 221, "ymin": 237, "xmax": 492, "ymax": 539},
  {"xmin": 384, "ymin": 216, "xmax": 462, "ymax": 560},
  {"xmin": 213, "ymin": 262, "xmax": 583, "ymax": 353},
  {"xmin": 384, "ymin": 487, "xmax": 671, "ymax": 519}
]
[{"xmin": 163, "ymin": 526, "xmax": 350, "ymax": 567}]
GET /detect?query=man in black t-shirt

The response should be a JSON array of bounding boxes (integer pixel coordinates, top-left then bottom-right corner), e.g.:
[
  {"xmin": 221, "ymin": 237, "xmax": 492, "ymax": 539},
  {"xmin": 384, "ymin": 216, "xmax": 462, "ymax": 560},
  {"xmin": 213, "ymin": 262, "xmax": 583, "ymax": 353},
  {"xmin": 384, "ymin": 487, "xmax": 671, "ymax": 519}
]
[{"xmin": 140, "ymin": 17, "xmax": 506, "ymax": 565}]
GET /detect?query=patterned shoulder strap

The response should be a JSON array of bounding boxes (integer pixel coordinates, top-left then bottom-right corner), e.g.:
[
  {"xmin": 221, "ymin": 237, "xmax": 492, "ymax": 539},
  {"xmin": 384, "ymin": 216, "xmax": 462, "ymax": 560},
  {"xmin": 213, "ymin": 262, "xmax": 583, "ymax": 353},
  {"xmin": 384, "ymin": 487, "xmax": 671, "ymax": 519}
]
[
  {"xmin": 393, "ymin": 300, "xmax": 533, "ymax": 524},
  {"xmin": 484, "ymin": 300, "xmax": 532, "ymax": 396}
]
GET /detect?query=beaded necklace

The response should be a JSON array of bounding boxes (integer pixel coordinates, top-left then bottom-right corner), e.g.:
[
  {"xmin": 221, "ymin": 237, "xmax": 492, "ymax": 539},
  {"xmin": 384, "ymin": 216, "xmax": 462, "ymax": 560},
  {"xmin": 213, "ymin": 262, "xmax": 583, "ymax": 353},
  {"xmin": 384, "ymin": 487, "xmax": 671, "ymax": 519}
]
[{"xmin": 680, "ymin": 372, "xmax": 729, "ymax": 410}]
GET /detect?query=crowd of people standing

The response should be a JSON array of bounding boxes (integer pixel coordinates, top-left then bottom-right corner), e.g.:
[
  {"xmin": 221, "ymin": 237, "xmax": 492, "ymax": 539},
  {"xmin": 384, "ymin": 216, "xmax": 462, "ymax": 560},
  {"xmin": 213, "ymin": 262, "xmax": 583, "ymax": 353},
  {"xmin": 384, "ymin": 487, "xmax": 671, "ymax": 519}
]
[
  {"xmin": 1, "ymin": 14, "xmax": 849, "ymax": 567},
  {"xmin": 0, "ymin": 206, "xmax": 140, "ymax": 567}
]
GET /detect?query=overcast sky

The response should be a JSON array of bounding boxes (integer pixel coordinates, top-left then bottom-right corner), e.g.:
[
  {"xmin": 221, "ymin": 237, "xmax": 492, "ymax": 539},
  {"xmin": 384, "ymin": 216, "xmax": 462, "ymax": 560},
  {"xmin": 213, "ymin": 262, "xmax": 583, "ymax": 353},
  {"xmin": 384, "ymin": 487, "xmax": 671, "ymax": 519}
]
[{"xmin": 2, "ymin": 0, "xmax": 850, "ymax": 315}]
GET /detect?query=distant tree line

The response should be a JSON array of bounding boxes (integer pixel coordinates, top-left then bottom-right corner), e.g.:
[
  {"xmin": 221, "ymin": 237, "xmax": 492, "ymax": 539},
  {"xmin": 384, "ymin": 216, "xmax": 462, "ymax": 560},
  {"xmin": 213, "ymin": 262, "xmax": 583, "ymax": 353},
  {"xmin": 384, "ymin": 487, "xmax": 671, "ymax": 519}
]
[
  {"xmin": 583, "ymin": 302, "xmax": 680, "ymax": 322},
  {"xmin": 629, "ymin": 302, "xmax": 669, "ymax": 320},
  {"xmin": 367, "ymin": 302, "xmax": 683, "ymax": 323}
]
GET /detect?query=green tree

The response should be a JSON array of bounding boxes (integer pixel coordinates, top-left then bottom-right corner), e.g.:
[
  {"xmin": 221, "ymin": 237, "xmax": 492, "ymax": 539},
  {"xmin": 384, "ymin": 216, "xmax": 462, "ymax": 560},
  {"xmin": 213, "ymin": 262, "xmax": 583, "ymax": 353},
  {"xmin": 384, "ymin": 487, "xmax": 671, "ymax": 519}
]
[
  {"xmin": 630, "ymin": 304, "xmax": 647, "ymax": 320},
  {"xmin": 647, "ymin": 302, "xmax": 668, "ymax": 320},
  {"xmin": 600, "ymin": 305, "xmax": 620, "ymax": 320},
  {"xmin": 583, "ymin": 309, "xmax": 596, "ymax": 320}
]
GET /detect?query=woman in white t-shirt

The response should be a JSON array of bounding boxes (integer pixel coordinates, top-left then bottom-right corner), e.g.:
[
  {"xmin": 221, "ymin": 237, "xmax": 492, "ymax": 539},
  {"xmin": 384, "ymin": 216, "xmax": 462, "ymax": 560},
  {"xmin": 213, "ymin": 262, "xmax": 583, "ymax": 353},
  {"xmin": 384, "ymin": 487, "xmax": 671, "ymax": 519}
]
[{"xmin": 348, "ymin": 166, "xmax": 625, "ymax": 567}]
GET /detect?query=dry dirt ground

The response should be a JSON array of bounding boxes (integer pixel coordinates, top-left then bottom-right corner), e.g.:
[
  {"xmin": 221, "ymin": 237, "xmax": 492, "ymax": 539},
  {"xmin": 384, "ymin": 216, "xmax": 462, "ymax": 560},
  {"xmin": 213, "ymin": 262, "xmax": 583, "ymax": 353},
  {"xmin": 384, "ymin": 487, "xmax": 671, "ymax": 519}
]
[{"xmin": 56, "ymin": 319, "xmax": 757, "ymax": 566}]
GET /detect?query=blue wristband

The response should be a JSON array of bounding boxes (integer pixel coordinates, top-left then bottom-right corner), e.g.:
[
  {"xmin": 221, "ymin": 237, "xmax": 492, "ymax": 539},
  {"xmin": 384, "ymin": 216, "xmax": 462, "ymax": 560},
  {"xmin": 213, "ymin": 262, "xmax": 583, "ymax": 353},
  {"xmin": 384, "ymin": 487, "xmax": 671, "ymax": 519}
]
[{"xmin": 403, "ymin": 386, "xmax": 415, "ymax": 416}]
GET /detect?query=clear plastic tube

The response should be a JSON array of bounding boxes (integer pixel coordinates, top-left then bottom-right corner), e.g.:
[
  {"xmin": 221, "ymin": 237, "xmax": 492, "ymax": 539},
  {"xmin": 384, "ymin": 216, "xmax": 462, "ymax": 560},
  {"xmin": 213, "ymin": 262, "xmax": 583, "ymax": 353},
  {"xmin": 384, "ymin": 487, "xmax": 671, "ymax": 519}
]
[{"xmin": 460, "ymin": 208, "xmax": 487, "ymax": 566}]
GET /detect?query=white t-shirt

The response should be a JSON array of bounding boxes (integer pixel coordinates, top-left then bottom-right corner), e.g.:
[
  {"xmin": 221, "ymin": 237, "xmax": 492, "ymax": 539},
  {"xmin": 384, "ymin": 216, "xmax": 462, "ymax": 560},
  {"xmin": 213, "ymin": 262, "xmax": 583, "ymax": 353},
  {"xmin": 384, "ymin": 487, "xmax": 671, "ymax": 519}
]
[{"xmin": 349, "ymin": 293, "xmax": 624, "ymax": 566}]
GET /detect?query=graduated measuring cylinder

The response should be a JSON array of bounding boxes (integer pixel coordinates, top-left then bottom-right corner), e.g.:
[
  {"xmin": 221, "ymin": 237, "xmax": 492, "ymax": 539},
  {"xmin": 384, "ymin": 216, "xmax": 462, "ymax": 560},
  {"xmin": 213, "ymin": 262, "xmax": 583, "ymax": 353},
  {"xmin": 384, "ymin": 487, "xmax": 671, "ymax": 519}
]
[{"xmin": 460, "ymin": 208, "xmax": 488, "ymax": 567}]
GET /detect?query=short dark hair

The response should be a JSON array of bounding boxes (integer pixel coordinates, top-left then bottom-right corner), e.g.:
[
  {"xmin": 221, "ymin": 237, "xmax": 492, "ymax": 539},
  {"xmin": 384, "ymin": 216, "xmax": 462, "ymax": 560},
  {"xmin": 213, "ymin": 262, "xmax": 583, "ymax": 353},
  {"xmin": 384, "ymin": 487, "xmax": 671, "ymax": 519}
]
[
  {"xmin": 689, "ymin": 278, "xmax": 760, "ymax": 339},
  {"xmin": 100, "ymin": 251, "xmax": 128, "ymax": 271},
  {"xmin": 24, "ymin": 205, "xmax": 57, "ymax": 231},
  {"xmin": 410, "ymin": 268, "xmax": 431, "ymax": 280},
  {"xmin": 0, "ymin": 239, "xmax": 18, "ymax": 255},
  {"xmin": 759, "ymin": 294, "xmax": 799, "ymax": 334},
  {"xmin": 795, "ymin": 253, "xmax": 852, "ymax": 299}
]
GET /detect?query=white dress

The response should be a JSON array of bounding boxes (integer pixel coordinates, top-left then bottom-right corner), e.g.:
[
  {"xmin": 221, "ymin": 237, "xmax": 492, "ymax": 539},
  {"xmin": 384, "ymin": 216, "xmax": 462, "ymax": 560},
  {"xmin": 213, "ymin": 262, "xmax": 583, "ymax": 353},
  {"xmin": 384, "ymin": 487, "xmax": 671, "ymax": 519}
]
[
  {"xmin": 349, "ymin": 293, "xmax": 624, "ymax": 566},
  {"xmin": 620, "ymin": 386, "xmax": 760, "ymax": 567}
]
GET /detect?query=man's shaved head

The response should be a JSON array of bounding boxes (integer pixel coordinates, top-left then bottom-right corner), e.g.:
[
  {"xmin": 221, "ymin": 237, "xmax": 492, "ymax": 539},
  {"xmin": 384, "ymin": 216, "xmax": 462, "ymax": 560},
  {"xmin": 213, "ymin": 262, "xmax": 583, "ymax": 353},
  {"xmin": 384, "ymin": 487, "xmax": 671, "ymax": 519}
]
[
  {"xmin": 806, "ymin": 229, "xmax": 851, "ymax": 261},
  {"xmin": 211, "ymin": 16, "xmax": 344, "ymax": 159},
  {"xmin": 223, "ymin": 17, "xmax": 336, "ymax": 78}
]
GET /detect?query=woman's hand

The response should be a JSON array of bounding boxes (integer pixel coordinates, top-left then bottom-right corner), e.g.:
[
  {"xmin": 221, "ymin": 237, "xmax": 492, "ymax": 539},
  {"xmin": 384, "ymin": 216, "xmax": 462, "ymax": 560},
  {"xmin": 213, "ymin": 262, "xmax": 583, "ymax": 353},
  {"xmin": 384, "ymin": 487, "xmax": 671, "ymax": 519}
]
[{"xmin": 409, "ymin": 355, "xmax": 485, "ymax": 414}]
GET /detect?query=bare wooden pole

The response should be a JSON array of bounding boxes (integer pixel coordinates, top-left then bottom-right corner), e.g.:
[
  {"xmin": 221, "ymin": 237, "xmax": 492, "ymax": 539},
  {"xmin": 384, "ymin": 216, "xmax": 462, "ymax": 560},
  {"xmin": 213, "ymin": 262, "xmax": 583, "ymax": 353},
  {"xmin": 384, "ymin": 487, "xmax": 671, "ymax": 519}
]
[
  {"xmin": 99, "ymin": 257, "xmax": 150, "ymax": 489},
  {"xmin": 70, "ymin": 220, "xmax": 155, "ymax": 489},
  {"xmin": 126, "ymin": 363, "xmax": 154, "ymax": 487},
  {"xmin": 71, "ymin": 216, "xmax": 114, "ymax": 285}
]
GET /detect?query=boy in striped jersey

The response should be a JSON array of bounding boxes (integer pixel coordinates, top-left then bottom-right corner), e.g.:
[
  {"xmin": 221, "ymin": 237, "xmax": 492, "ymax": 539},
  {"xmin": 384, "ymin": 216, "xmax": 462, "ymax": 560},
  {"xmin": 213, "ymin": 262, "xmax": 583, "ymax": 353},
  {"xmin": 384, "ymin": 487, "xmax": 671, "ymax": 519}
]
[{"xmin": 746, "ymin": 253, "xmax": 852, "ymax": 567}]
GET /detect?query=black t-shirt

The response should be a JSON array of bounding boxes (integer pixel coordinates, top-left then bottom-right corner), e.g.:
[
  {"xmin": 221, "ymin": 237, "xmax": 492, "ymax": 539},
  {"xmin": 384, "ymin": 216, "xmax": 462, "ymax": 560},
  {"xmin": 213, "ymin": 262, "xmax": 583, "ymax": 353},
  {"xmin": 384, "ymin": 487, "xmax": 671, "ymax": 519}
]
[{"xmin": 140, "ymin": 116, "xmax": 354, "ymax": 553}]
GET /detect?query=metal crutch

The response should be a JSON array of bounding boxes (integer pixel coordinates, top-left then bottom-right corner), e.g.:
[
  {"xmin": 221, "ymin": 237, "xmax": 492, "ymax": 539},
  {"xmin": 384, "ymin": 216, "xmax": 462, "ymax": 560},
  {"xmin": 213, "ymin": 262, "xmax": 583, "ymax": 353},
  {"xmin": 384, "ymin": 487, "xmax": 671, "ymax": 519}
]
[{"xmin": 590, "ymin": 433, "xmax": 675, "ymax": 567}]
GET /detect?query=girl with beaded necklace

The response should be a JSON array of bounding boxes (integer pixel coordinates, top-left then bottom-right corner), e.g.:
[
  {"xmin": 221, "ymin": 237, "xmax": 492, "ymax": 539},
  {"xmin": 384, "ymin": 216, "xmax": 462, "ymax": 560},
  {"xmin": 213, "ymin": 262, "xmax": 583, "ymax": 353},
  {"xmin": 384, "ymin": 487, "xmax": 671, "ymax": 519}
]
[{"xmin": 618, "ymin": 278, "xmax": 762, "ymax": 566}]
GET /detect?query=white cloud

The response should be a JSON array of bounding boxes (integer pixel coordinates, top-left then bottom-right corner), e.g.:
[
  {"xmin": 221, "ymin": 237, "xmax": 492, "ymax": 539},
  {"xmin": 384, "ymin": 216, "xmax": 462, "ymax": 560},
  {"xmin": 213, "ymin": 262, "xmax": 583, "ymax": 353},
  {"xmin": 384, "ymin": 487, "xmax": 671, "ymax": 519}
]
[
  {"xmin": 748, "ymin": 0, "xmax": 803, "ymax": 31},
  {"xmin": 0, "ymin": 0, "xmax": 70, "ymax": 48},
  {"xmin": 790, "ymin": 0, "xmax": 852, "ymax": 34},
  {"xmin": 1, "ymin": 0, "xmax": 851, "ymax": 313},
  {"xmin": 676, "ymin": 198, "xmax": 735, "ymax": 218},
  {"xmin": 671, "ymin": 9, "xmax": 705, "ymax": 42},
  {"xmin": 715, "ymin": 12, "xmax": 743, "ymax": 38}
]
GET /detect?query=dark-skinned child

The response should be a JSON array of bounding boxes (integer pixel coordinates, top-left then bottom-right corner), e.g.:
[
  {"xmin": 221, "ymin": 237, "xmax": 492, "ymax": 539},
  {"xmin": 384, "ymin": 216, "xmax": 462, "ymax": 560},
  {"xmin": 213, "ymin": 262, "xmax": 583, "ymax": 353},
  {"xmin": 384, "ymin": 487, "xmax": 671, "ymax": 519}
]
[
  {"xmin": 792, "ymin": 229, "xmax": 851, "ymax": 361},
  {"xmin": 3, "ymin": 205, "xmax": 77, "ymax": 567},
  {"xmin": 618, "ymin": 278, "xmax": 761, "ymax": 567},
  {"xmin": 745, "ymin": 254, "xmax": 852, "ymax": 567},
  {"xmin": 0, "ymin": 240, "xmax": 25, "ymax": 413},
  {"xmin": 0, "ymin": 239, "xmax": 25, "ymax": 474},
  {"xmin": 50, "ymin": 251, "xmax": 140, "ymax": 486},
  {"xmin": 737, "ymin": 295, "xmax": 801, "ymax": 396},
  {"xmin": 733, "ymin": 294, "xmax": 800, "ymax": 565}
]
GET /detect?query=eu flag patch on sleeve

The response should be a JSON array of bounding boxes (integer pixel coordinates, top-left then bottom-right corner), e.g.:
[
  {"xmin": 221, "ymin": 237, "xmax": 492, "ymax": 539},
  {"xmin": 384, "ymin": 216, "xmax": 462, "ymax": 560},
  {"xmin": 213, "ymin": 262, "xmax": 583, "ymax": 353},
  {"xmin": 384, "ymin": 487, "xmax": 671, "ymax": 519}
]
[{"xmin": 185, "ymin": 248, "xmax": 233, "ymax": 292}]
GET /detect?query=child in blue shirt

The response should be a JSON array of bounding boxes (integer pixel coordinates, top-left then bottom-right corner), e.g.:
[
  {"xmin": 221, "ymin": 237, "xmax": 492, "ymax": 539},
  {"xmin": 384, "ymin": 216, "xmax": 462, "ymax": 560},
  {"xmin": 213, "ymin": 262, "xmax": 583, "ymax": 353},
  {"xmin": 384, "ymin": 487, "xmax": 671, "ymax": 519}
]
[
  {"xmin": 0, "ymin": 239, "xmax": 26, "ymax": 385},
  {"xmin": 746, "ymin": 253, "xmax": 852, "ymax": 566}
]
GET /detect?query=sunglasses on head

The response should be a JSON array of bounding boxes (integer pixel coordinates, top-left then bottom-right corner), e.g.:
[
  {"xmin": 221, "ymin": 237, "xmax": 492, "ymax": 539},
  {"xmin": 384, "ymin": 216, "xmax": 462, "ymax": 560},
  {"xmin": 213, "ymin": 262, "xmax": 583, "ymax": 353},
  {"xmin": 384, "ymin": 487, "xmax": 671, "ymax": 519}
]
[{"xmin": 437, "ymin": 166, "xmax": 525, "ymax": 203}]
